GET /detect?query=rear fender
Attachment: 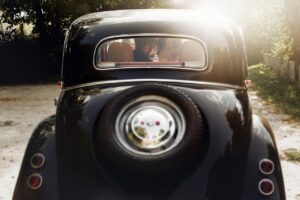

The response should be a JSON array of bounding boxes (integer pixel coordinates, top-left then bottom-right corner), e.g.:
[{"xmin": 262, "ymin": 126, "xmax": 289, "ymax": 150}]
[
  {"xmin": 13, "ymin": 115, "xmax": 58, "ymax": 200},
  {"xmin": 241, "ymin": 115, "xmax": 285, "ymax": 200}
]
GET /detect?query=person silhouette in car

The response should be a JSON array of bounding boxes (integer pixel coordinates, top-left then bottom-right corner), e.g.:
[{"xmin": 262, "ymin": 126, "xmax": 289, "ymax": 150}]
[{"xmin": 133, "ymin": 38, "xmax": 157, "ymax": 62}]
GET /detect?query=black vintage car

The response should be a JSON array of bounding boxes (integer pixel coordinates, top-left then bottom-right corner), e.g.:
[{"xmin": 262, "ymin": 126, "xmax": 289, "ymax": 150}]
[{"xmin": 13, "ymin": 9, "xmax": 285, "ymax": 200}]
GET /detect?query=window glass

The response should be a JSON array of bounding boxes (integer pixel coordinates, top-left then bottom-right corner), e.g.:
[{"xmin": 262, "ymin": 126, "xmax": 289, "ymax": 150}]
[{"xmin": 95, "ymin": 36, "xmax": 206, "ymax": 70}]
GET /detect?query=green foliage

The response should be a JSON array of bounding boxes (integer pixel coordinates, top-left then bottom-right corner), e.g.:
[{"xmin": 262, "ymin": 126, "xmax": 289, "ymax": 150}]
[
  {"xmin": 284, "ymin": 149, "xmax": 300, "ymax": 162},
  {"xmin": 271, "ymin": 30, "xmax": 294, "ymax": 60},
  {"xmin": 0, "ymin": 0, "xmax": 171, "ymax": 42},
  {"xmin": 0, "ymin": 0, "xmax": 172, "ymax": 82},
  {"xmin": 269, "ymin": 1, "xmax": 294, "ymax": 60},
  {"xmin": 248, "ymin": 64, "xmax": 300, "ymax": 119},
  {"xmin": 0, "ymin": 0, "xmax": 172, "ymax": 43},
  {"xmin": 0, "ymin": 29, "xmax": 20, "ymax": 43},
  {"xmin": 239, "ymin": 0, "xmax": 294, "ymax": 63}
]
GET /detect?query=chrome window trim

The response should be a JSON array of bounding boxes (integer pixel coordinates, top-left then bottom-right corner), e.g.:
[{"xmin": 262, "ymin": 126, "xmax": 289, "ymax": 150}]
[
  {"xmin": 63, "ymin": 79, "xmax": 246, "ymax": 92},
  {"xmin": 93, "ymin": 33, "xmax": 209, "ymax": 71}
]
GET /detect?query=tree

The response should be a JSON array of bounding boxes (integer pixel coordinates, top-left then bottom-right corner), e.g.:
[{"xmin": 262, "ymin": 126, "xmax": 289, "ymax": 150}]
[
  {"xmin": 0, "ymin": 0, "xmax": 171, "ymax": 44},
  {"xmin": 286, "ymin": 0, "xmax": 300, "ymax": 81},
  {"xmin": 0, "ymin": 0, "xmax": 172, "ymax": 74}
]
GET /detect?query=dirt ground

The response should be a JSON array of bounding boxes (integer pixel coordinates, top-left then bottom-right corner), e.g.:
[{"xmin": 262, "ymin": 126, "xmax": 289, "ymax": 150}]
[{"xmin": 0, "ymin": 85, "xmax": 299, "ymax": 200}]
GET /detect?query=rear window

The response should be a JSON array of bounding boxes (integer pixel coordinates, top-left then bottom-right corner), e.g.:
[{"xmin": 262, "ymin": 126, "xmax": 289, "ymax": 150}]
[{"xmin": 95, "ymin": 36, "xmax": 207, "ymax": 70}]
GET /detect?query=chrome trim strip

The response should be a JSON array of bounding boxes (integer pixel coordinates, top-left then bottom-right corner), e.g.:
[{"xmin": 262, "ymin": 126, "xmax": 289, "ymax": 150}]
[
  {"xmin": 92, "ymin": 33, "xmax": 209, "ymax": 71},
  {"xmin": 63, "ymin": 79, "xmax": 246, "ymax": 91}
]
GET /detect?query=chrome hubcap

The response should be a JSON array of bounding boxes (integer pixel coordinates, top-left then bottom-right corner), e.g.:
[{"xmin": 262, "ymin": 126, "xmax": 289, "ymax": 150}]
[
  {"xmin": 127, "ymin": 106, "xmax": 176, "ymax": 149},
  {"xmin": 115, "ymin": 96, "xmax": 186, "ymax": 156}
]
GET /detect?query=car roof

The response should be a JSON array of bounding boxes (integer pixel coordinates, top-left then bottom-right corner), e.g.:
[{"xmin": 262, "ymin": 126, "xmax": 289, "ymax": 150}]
[
  {"xmin": 63, "ymin": 9, "xmax": 246, "ymax": 87},
  {"xmin": 71, "ymin": 9, "xmax": 235, "ymax": 28}
]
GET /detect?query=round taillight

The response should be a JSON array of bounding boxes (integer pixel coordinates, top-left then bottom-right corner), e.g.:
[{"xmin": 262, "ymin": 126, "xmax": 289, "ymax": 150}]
[
  {"xmin": 245, "ymin": 79, "xmax": 252, "ymax": 87},
  {"xmin": 56, "ymin": 80, "xmax": 62, "ymax": 86},
  {"xmin": 27, "ymin": 173, "xmax": 43, "ymax": 190},
  {"xmin": 259, "ymin": 159, "xmax": 274, "ymax": 175},
  {"xmin": 258, "ymin": 179, "xmax": 274, "ymax": 196},
  {"xmin": 30, "ymin": 153, "xmax": 45, "ymax": 169}
]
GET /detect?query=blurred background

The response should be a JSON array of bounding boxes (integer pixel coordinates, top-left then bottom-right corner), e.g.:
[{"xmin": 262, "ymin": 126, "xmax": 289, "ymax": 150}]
[{"xmin": 0, "ymin": 0, "xmax": 299, "ymax": 84}]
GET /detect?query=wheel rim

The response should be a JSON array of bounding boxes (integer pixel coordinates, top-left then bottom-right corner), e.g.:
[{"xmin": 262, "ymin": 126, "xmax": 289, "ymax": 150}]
[{"xmin": 115, "ymin": 95, "xmax": 186, "ymax": 156}]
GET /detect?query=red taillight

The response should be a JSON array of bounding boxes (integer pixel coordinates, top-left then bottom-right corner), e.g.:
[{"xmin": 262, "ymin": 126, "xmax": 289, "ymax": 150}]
[
  {"xmin": 245, "ymin": 79, "xmax": 252, "ymax": 87},
  {"xmin": 56, "ymin": 80, "xmax": 63, "ymax": 89},
  {"xmin": 27, "ymin": 173, "xmax": 43, "ymax": 190},
  {"xmin": 259, "ymin": 159, "xmax": 274, "ymax": 175},
  {"xmin": 30, "ymin": 153, "xmax": 45, "ymax": 169},
  {"xmin": 56, "ymin": 80, "xmax": 62, "ymax": 86},
  {"xmin": 258, "ymin": 179, "xmax": 274, "ymax": 196}
]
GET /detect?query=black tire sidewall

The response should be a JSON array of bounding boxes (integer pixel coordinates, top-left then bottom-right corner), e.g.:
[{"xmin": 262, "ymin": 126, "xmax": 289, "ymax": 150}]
[{"xmin": 96, "ymin": 84, "xmax": 204, "ymax": 174}]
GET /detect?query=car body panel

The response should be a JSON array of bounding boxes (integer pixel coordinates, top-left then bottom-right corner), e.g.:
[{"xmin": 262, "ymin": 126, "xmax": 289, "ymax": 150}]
[
  {"xmin": 13, "ymin": 116, "xmax": 59, "ymax": 200},
  {"xmin": 13, "ymin": 9, "xmax": 284, "ymax": 200},
  {"xmin": 62, "ymin": 9, "xmax": 247, "ymax": 87},
  {"xmin": 54, "ymin": 82, "xmax": 284, "ymax": 199}
]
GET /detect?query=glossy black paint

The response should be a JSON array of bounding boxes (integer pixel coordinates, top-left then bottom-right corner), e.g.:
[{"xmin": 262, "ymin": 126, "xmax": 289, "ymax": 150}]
[
  {"xmin": 13, "ymin": 81, "xmax": 286, "ymax": 199},
  {"xmin": 54, "ymin": 81, "xmax": 284, "ymax": 200},
  {"xmin": 13, "ymin": 116, "xmax": 58, "ymax": 200},
  {"xmin": 62, "ymin": 9, "xmax": 247, "ymax": 87},
  {"xmin": 14, "ymin": 9, "xmax": 285, "ymax": 200}
]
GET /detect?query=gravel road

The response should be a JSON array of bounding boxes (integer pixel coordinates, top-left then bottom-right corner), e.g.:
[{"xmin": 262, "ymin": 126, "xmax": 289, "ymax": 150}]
[{"xmin": 0, "ymin": 85, "xmax": 299, "ymax": 200}]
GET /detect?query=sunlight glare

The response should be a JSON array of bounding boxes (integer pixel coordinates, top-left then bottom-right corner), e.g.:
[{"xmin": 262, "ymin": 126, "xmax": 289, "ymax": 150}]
[{"xmin": 172, "ymin": 0, "xmax": 244, "ymax": 22}]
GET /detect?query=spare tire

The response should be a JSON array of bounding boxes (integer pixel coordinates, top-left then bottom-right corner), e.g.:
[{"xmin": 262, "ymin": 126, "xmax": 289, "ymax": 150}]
[{"xmin": 96, "ymin": 84, "xmax": 204, "ymax": 174}]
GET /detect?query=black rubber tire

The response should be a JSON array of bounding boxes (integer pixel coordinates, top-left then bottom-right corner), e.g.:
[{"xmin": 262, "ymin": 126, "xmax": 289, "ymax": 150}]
[{"xmin": 96, "ymin": 84, "xmax": 204, "ymax": 175}]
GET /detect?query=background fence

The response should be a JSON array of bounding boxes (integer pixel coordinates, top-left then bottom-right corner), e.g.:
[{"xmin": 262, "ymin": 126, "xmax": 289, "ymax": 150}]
[{"xmin": 262, "ymin": 53, "xmax": 300, "ymax": 86}]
